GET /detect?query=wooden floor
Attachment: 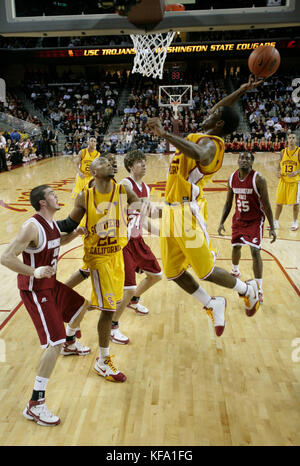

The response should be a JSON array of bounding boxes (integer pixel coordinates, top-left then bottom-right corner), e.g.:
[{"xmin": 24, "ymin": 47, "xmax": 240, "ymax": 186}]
[{"xmin": 0, "ymin": 151, "xmax": 299, "ymax": 446}]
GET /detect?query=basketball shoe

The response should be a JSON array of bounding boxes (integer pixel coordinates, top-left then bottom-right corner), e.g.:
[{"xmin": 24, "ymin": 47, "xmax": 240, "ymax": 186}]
[
  {"xmin": 258, "ymin": 290, "xmax": 264, "ymax": 305},
  {"xmin": 61, "ymin": 339, "xmax": 91, "ymax": 356},
  {"xmin": 23, "ymin": 399, "xmax": 60, "ymax": 426},
  {"xmin": 239, "ymin": 279, "xmax": 260, "ymax": 316},
  {"xmin": 290, "ymin": 222, "xmax": 298, "ymax": 231},
  {"xmin": 204, "ymin": 297, "xmax": 226, "ymax": 337},
  {"xmin": 94, "ymin": 356, "xmax": 127, "ymax": 382},
  {"xmin": 110, "ymin": 325, "xmax": 130, "ymax": 345},
  {"xmin": 127, "ymin": 298, "xmax": 149, "ymax": 315}
]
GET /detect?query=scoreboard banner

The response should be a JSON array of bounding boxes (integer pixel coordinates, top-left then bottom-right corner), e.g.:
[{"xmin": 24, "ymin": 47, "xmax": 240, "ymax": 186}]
[{"xmin": 29, "ymin": 39, "xmax": 300, "ymax": 59}]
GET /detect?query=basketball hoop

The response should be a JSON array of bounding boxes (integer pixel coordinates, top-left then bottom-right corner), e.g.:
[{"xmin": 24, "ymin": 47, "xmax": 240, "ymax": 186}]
[
  {"xmin": 130, "ymin": 32, "xmax": 175, "ymax": 80},
  {"xmin": 165, "ymin": 3, "xmax": 186, "ymax": 11}
]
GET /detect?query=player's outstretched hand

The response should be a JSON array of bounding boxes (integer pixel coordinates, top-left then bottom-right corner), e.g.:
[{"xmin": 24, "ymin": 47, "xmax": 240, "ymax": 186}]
[
  {"xmin": 218, "ymin": 223, "xmax": 225, "ymax": 236},
  {"xmin": 240, "ymin": 74, "xmax": 265, "ymax": 92},
  {"xmin": 75, "ymin": 226, "xmax": 88, "ymax": 237},
  {"xmin": 269, "ymin": 228, "xmax": 277, "ymax": 243},
  {"xmin": 147, "ymin": 118, "xmax": 165, "ymax": 137},
  {"xmin": 140, "ymin": 198, "xmax": 152, "ymax": 217}
]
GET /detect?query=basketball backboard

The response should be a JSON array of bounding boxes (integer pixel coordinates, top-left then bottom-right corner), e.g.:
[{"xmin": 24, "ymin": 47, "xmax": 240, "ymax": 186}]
[
  {"xmin": 0, "ymin": 0, "xmax": 299, "ymax": 36},
  {"xmin": 159, "ymin": 84, "xmax": 193, "ymax": 119}
]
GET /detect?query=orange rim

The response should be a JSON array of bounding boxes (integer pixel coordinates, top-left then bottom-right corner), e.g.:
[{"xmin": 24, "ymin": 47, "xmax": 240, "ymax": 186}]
[{"xmin": 165, "ymin": 4, "xmax": 186, "ymax": 11}]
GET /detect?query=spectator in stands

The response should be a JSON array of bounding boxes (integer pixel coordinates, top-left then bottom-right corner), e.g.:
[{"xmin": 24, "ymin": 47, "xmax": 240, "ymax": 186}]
[
  {"xmin": 62, "ymin": 142, "xmax": 73, "ymax": 155},
  {"xmin": 274, "ymin": 121, "xmax": 283, "ymax": 136},
  {"xmin": 50, "ymin": 129, "xmax": 59, "ymax": 156},
  {"xmin": 8, "ymin": 140, "xmax": 22, "ymax": 166},
  {"xmin": 239, "ymin": 137, "xmax": 245, "ymax": 152},
  {"xmin": 42, "ymin": 126, "xmax": 55, "ymax": 157},
  {"xmin": 273, "ymin": 136, "xmax": 281, "ymax": 152},
  {"xmin": 260, "ymin": 137, "xmax": 267, "ymax": 152},
  {"xmin": 10, "ymin": 129, "xmax": 21, "ymax": 143},
  {"xmin": 225, "ymin": 137, "xmax": 232, "ymax": 152},
  {"xmin": 20, "ymin": 137, "xmax": 36, "ymax": 161},
  {"xmin": 279, "ymin": 137, "xmax": 286, "ymax": 150},
  {"xmin": 231, "ymin": 137, "xmax": 240, "ymax": 153},
  {"xmin": 252, "ymin": 137, "xmax": 260, "ymax": 152},
  {"xmin": 245, "ymin": 138, "xmax": 252, "ymax": 152},
  {"xmin": 264, "ymin": 128, "xmax": 273, "ymax": 141},
  {"xmin": 0, "ymin": 130, "xmax": 8, "ymax": 171}
]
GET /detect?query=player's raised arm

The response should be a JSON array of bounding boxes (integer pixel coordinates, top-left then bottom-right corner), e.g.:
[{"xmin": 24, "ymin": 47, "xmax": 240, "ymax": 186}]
[
  {"xmin": 209, "ymin": 75, "xmax": 264, "ymax": 113},
  {"xmin": 146, "ymin": 117, "xmax": 216, "ymax": 164}
]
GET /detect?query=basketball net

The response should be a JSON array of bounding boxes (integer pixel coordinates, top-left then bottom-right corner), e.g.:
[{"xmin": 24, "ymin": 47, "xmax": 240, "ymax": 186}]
[{"xmin": 130, "ymin": 32, "xmax": 175, "ymax": 80}]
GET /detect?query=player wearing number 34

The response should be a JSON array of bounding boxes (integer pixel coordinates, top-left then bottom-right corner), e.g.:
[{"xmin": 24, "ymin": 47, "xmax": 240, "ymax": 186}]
[{"xmin": 0, "ymin": 185, "xmax": 90, "ymax": 427}]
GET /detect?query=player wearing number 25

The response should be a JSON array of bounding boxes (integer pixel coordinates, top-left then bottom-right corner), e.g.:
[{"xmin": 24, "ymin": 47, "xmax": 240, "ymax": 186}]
[
  {"xmin": 274, "ymin": 133, "xmax": 300, "ymax": 231},
  {"xmin": 218, "ymin": 152, "xmax": 276, "ymax": 304}
]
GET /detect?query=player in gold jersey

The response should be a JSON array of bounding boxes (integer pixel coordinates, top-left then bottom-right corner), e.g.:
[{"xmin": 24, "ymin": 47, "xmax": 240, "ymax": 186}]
[
  {"xmin": 274, "ymin": 133, "xmax": 300, "ymax": 231},
  {"xmin": 58, "ymin": 156, "xmax": 147, "ymax": 382},
  {"xmin": 66, "ymin": 152, "xmax": 119, "ymax": 286},
  {"xmin": 147, "ymin": 75, "xmax": 264, "ymax": 337},
  {"xmin": 72, "ymin": 137, "xmax": 100, "ymax": 199}
]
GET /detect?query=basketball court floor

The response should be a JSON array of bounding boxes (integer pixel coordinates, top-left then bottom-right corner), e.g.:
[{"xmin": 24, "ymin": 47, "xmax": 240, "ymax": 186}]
[{"xmin": 0, "ymin": 150, "xmax": 299, "ymax": 446}]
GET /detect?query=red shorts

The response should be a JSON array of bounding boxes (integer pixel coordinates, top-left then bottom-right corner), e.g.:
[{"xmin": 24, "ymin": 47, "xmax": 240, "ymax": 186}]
[
  {"xmin": 123, "ymin": 237, "xmax": 162, "ymax": 288},
  {"xmin": 20, "ymin": 280, "xmax": 85, "ymax": 348},
  {"xmin": 231, "ymin": 217, "xmax": 265, "ymax": 249}
]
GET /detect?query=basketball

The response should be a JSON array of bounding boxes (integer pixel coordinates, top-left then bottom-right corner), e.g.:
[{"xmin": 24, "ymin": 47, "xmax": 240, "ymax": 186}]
[{"xmin": 248, "ymin": 45, "xmax": 281, "ymax": 78}]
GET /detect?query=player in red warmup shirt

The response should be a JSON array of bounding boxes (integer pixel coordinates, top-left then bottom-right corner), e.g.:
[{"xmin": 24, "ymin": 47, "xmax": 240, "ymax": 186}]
[
  {"xmin": 218, "ymin": 152, "xmax": 277, "ymax": 304},
  {"xmin": 110, "ymin": 149, "xmax": 162, "ymax": 344},
  {"xmin": 1, "ymin": 185, "xmax": 90, "ymax": 427}
]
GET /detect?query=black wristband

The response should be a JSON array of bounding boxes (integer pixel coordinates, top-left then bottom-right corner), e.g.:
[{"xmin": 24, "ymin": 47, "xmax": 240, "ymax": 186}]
[{"xmin": 57, "ymin": 216, "xmax": 79, "ymax": 233}]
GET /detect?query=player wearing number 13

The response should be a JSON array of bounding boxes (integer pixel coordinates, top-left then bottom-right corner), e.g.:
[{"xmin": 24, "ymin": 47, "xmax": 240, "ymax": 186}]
[{"xmin": 274, "ymin": 133, "xmax": 300, "ymax": 231}]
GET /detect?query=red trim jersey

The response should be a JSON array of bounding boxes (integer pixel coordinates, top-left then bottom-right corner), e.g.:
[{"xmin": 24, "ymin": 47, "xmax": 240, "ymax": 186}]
[
  {"xmin": 124, "ymin": 176, "xmax": 150, "ymax": 239},
  {"xmin": 17, "ymin": 214, "xmax": 61, "ymax": 291},
  {"xmin": 229, "ymin": 169, "xmax": 265, "ymax": 224}
]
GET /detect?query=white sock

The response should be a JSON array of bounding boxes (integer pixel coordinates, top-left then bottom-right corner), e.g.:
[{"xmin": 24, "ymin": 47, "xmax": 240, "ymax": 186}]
[
  {"xmin": 255, "ymin": 278, "xmax": 263, "ymax": 291},
  {"xmin": 192, "ymin": 286, "xmax": 211, "ymax": 307},
  {"xmin": 99, "ymin": 347, "xmax": 110, "ymax": 363},
  {"xmin": 34, "ymin": 376, "xmax": 49, "ymax": 392},
  {"xmin": 66, "ymin": 324, "xmax": 76, "ymax": 337},
  {"xmin": 232, "ymin": 264, "xmax": 239, "ymax": 272},
  {"xmin": 233, "ymin": 278, "xmax": 247, "ymax": 295}
]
